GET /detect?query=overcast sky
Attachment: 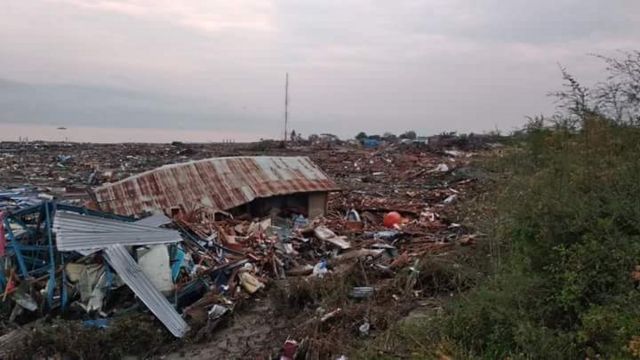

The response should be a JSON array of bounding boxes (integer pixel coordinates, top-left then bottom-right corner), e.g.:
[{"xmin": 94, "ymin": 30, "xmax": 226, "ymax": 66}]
[{"xmin": 1, "ymin": 0, "xmax": 639, "ymax": 141}]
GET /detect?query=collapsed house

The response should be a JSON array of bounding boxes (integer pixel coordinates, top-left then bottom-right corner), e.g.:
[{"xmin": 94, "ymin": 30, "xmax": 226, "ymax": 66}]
[
  {"xmin": 0, "ymin": 156, "xmax": 342, "ymax": 342},
  {"xmin": 1, "ymin": 203, "xmax": 189, "ymax": 338},
  {"xmin": 90, "ymin": 156, "xmax": 339, "ymax": 219}
]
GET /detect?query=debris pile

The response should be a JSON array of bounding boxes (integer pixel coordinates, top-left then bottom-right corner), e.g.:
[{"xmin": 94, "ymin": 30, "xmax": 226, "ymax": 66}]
[{"xmin": 0, "ymin": 142, "xmax": 484, "ymax": 358}]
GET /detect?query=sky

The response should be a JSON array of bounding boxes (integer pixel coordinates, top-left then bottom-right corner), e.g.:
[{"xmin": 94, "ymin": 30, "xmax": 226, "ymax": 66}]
[{"xmin": 1, "ymin": 0, "xmax": 639, "ymax": 142}]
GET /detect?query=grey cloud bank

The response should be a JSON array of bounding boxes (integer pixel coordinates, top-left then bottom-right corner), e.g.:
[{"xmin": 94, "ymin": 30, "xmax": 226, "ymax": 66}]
[{"xmin": 1, "ymin": 0, "xmax": 639, "ymax": 140}]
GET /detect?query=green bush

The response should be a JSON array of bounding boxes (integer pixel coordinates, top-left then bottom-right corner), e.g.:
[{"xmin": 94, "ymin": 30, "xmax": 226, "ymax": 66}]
[{"xmin": 439, "ymin": 121, "xmax": 640, "ymax": 359}]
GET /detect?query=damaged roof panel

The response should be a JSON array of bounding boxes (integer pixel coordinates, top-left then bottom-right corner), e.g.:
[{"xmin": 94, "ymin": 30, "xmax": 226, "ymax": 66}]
[
  {"xmin": 53, "ymin": 211, "xmax": 182, "ymax": 251},
  {"xmin": 103, "ymin": 244, "xmax": 189, "ymax": 338},
  {"xmin": 92, "ymin": 156, "xmax": 339, "ymax": 216},
  {"xmin": 135, "ymin": 212, "xmax": 173, "ymax": 227}
]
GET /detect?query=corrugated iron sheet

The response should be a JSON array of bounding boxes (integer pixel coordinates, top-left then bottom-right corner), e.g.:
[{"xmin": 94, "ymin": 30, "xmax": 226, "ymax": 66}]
[
  {"xmin": 103, "ymin": 244, "xmax": 189, "ymax": 337},
  {"xmin": 135, "ymin": 212, "xmax": 173, "ymax": 227},
  {"xmin": 53, "ymin": 211, "xmax": 182, "ymax": 252},
  {"xmin": 92, "ymin": 156, "xmax": 339, "ymax": 217}
]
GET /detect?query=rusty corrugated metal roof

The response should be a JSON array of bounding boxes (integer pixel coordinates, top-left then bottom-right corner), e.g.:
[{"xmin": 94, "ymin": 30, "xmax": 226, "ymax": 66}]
[{"xmin": 92, "ymin": 156, "xmax": 338, "ymax": 216}]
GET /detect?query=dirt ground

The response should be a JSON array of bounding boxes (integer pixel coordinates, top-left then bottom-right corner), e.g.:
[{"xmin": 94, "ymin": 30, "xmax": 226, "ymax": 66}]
[{"xmin": 166, "ymin": 295, "xmax": 288, "ymax": 359}]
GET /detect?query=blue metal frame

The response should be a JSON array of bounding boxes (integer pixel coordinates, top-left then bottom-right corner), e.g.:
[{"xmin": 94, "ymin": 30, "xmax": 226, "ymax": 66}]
[
  {"xmin": 45, "ymin": 202, "xmax": 56, "ymax": 308},
  {"xmin": 171, "ymin": 245, "xmax": 187, "ymax": 282},
  {"xmin": 55, "ymin": 203, "xmax": 134, "ymax": 222},
  {"xmin": 0, "ymin": 201, "xmax": 172, "ymax": 306},
  {"xmin": 61, "ymin": 254, "xmax": 68, "ymax": 311},
  {"xmin": 1, "ymin": 201, "xmax": 136, "ymax": 282},
  {"xmin": 0, "ymin": 260, "xmax": 6, "ymax": 289},
  {"xmin": 3, "ymin": 218, "xmax": 29, "ymax": 278}
]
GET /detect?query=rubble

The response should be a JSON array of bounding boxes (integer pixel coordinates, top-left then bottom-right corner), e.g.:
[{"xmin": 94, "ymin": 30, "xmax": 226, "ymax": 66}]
[{"xmin": 0, "ymin": 140, "xmax": 483, "ymax": 358}]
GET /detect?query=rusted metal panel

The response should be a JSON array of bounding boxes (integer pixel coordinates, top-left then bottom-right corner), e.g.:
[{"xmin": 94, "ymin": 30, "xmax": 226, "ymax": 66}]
[{"xmin": 93, "ymin": 156, "xmax": 339, "ymax": 216}]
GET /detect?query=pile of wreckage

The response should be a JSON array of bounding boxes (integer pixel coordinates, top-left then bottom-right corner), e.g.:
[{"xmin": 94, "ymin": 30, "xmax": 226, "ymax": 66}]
[
  {"xmin": 0, "ymin": 158, "xmax": 338, "ymax": 335},
  {"xmin": 0, "ymin": 153, "xmax": 476, "ymax": 357}
]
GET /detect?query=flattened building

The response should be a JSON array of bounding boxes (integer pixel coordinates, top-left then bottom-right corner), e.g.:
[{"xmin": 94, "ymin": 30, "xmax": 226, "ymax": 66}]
[{"xmin": 91, "ymin": 156, "xmax": 338, "ymax": 219}]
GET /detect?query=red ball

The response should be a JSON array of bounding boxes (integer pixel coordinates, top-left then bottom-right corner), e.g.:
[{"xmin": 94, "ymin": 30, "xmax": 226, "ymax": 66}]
[{"xmin": 383, "ymin": 211, "xmax": 402, "ymax": 228}]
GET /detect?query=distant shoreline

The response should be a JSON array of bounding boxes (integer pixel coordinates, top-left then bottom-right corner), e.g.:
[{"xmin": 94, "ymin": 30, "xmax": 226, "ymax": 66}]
[{"xmin": 0, "ymin": 123, "xmax": 266, "ymax": 143}]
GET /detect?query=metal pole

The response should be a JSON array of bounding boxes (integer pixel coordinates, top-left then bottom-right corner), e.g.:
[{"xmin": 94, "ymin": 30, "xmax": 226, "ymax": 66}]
[
  {"xmin": 284, "ymin": 73, "xmax": 289, "ymax": 142},
  {"xmin": 44, "ymin": 202, "xmax": 56, "ymax": 308},
  {"xmin": 4, "ymin": 219, "xmax": 28, "ymax": 278}
]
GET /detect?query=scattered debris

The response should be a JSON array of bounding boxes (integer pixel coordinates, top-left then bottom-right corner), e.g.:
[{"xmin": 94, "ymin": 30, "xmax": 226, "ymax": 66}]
[
  {"xmin": 314, "ymin": 225, "xmax": 351, "ymax": 249},
  {"xmin": 358, "ymin": 321, "xmax": 371, "ymax": 337},
  {"xmin": 0, "ymin": 141, "xmax": 482, "ymax": 358},
  {"xmin": 443, "ymin": 194, "xmax": 458, "ymax": 204},
  {"xmin": 433, "ymin": 163, "xmax": 450, "ymax": 172},
  {"xmin": 349, "ymin": 286, "xmax": 374, "ymax": 299},
  {"xmin": 281, "ymin": 339, "xmax": 299, "ymax": 360}
]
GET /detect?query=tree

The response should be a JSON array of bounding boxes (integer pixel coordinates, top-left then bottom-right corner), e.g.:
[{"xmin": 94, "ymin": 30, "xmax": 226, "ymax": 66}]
[
  {"xmin": 400, "ymin": 130, "xmax": 417, "ymax": 140},
  {"xmin": 550, "ymin": 51, "xmax": 640, "ymax": 126},
  {"xmin": 549, "ymin": 65, "xmax": 592, "ymax": 127},
  {"xmin": 355, "ymin": 132, "xmax": 368, "ymax": 141},
  {"xmin": 382, "ymin": 132, "xmax": 397, "ymax": 141},
  {"xmin": 594, "ymin": 51, "xmax": 640, "ymax": 125}
]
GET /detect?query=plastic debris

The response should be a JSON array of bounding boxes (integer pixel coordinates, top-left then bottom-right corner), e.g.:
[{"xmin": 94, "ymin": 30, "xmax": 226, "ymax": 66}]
[
  {"xmin": 208, "ymin": 304, "xmax": 229, "ymax": 320},
  {"xmin": 238, "ymin": 270, "xmax": 265, "ymax": 294},
  {"xmin": 345, "ymin": 209, "xmax": 361, "ymax": 222},
  {"xmin": 443, "ymin": 194, "xmax": 458, "ymax": 204},
  {"xmin": 383, "ymin": 211, "xmax": 402, "ymax": 228},
  {"xmin": 12, "ymin": 292, "xmax": 37, "ymax": 312},
  {"xmin": 358, "ymin": 321, "xmax": 371, "ymax": 337},
  {"xmin": 349, "ymin": 287, "xmax": 374, "ymax": 299},
  {"xmin": 280, "ymin": 339, "xmax": 299, "ymax": 360},
  {"xmin": 83, "ymin": 319, "xmax": 110, "ymax": 329},
  {"xmin": 293, "ymin": 214, "xmax": 309, "ymax": 229},
  {"xmin": 373, "ymin": 230, "xmax": 401, "ymax": 241},
  {"xmin": 312, "ymin": 260, "xmax": 329, "ymax": 278},
  {"xmin": 314, "ymin": 225, "xmax": 351, "ymax": 249},
  {"xmin": 433, "ymin": 163, "xmax": 450, "ymax": 172}
]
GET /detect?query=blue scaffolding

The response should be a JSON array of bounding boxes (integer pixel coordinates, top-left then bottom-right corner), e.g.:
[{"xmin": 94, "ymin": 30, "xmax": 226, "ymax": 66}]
[{"xmin": 0, "ymin": 202, "xmax": 134, "ymax": 309}]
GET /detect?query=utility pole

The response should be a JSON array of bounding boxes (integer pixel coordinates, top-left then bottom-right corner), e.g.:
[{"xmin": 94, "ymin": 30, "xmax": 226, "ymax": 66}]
[{"xmin": 284, "ymin": 73, "xmax": 289, "ymax": 143}]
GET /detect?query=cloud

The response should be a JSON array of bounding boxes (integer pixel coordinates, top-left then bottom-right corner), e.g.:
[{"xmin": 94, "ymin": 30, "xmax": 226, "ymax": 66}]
[
  {"xmin": 1, "ymin": 1, "xmax": 640, "ymax": 140},
  {"xmin": 47, "ymin": 0, "xmax": 276, "ymax": 33}
]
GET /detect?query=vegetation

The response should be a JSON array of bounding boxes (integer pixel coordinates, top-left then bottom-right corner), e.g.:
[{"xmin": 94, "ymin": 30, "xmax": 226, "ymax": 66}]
[
  {"xmin": 358, "ymin": 51, "xmax": 640, "ymax": 359},
  {"xmin": 400, "ymin": 130, "xmax": 417, "ymax": 140},
  {"xmin": 382, "ymin": 132, "xmax": 397, "ymax": 141},
  {"xmin": 355, "ymin": 132, "xmax": 368, "ymax": 141},
  {"xmin": 355, "ymin": 130, "xmax": 419, "ymax": 142},
  {"xmin": 17, "ymin": 315, "xmax": 177, "ymax": 360}
]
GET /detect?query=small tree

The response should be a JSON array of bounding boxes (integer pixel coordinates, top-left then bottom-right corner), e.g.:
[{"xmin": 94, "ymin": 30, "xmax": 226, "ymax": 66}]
[
  {"xmin": 400, "ymin": 130, "xmax": 417, "ymax": 140},
  {"xmin": 595, "ymin": 51, "xmax": 640, "ymax": 125},
  {"xmin": 382, "ymin": 132, "xmax": 397, "ymax": 141},
  {"xmin": 550, "ymin": 51, "xmax": 640, "ymax": 127},
  {"xmin": 355, "ymin": 132, "xmax": 368, "ymax": 141}
]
